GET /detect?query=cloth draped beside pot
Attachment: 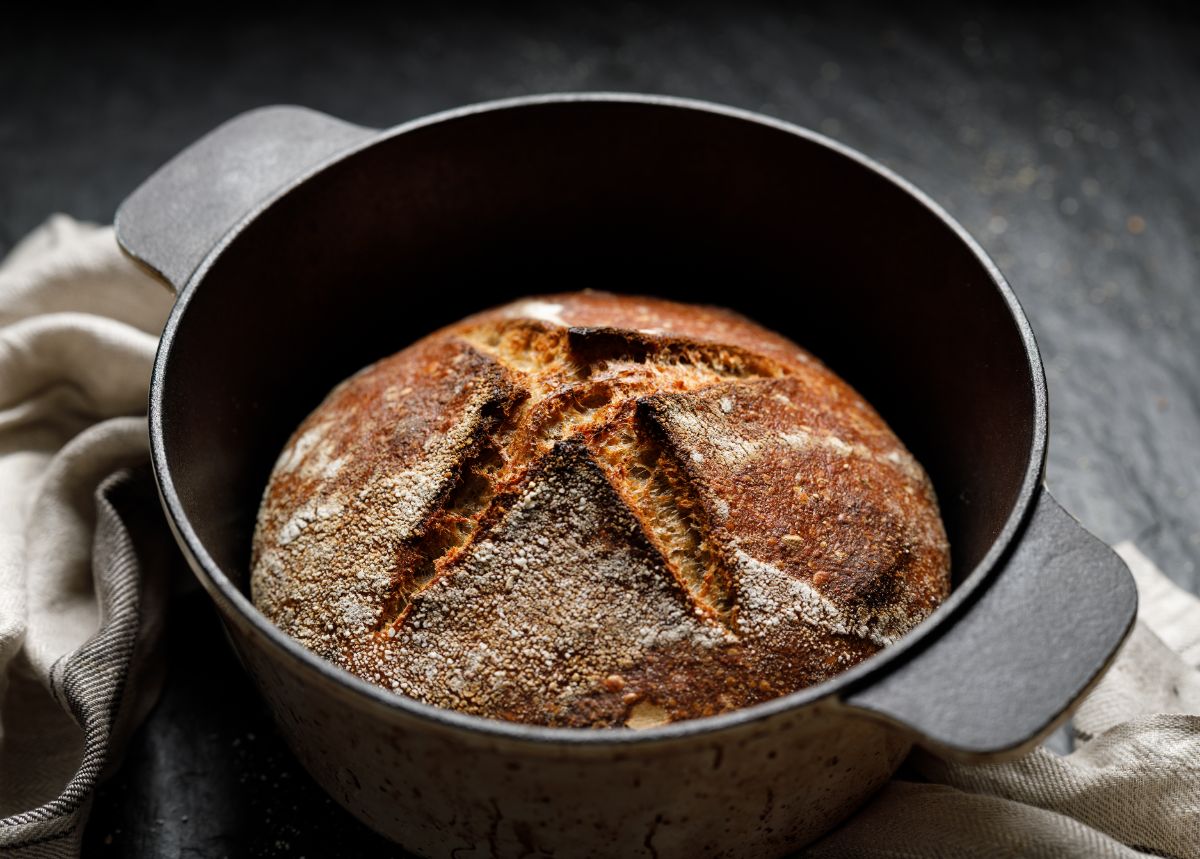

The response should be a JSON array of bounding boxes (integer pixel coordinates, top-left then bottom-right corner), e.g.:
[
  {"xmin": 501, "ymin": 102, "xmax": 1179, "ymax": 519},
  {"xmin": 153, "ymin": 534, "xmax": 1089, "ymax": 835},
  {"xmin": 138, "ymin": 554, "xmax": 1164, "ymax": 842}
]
[{"xmin": 0, "ymin": 216, "xmax": 1197, "ymax": 858}]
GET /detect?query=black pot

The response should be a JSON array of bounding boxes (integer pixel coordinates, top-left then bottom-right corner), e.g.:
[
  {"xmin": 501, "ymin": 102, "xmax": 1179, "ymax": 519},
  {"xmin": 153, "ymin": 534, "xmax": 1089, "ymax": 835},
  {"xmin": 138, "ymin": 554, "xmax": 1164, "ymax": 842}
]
[{"xmin": 116, "ymin": 94, "xmax": 1136, "ymax": 858}]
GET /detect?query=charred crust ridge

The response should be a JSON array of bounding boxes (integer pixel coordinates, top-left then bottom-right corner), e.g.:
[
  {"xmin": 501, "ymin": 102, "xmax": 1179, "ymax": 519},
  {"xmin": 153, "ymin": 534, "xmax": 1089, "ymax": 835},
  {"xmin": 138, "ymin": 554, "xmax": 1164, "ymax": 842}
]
[
  {"xmin": 374, "ymin": 395, "xmax": 518, "ymax": 635},
  {"xmin": 598, "ymin": 401, "xmax": 740, "ymax": 631}
]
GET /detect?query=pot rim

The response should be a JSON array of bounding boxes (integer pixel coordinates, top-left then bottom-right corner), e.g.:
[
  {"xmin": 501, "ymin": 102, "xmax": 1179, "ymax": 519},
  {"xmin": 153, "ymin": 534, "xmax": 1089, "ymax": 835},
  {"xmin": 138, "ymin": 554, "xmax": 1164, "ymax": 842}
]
[{"xmin": 148, "ymin": 91, "xmax": 1049, "ymax": 747}]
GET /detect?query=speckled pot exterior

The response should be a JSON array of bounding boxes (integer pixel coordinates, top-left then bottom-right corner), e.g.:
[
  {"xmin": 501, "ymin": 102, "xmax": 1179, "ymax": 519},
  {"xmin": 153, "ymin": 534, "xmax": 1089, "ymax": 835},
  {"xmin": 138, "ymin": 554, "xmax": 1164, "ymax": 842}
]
[
  {"xmin": 118, "ymin": 94, "xmax": 1138, "ymax": 859},
  {"xmin": 228, "ymin": 604, "xmax": 907, "ymax": 858}
]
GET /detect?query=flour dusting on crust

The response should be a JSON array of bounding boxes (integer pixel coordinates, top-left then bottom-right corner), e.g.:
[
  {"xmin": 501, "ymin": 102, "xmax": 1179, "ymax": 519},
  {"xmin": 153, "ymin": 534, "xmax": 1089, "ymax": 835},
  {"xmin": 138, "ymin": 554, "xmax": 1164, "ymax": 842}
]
[{"xmin": 251, "ymin": 291, "xmax": 951, "ymax": 727}]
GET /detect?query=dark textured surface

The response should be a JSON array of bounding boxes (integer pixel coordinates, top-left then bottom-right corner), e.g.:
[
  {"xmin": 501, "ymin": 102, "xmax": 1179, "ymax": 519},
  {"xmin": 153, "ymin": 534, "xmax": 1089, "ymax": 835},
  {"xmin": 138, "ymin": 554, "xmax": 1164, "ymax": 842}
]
[{"xmin": 4, "ymin": 4, "xmax": 1197, "ymax": 856}]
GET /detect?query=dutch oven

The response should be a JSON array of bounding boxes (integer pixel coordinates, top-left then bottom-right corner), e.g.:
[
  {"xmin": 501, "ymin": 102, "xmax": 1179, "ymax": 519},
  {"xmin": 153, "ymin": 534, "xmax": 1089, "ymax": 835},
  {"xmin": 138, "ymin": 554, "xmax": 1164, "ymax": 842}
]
[{"xmin": 114, "ymin": 94, "xmax": 1137, "ymax": 858}]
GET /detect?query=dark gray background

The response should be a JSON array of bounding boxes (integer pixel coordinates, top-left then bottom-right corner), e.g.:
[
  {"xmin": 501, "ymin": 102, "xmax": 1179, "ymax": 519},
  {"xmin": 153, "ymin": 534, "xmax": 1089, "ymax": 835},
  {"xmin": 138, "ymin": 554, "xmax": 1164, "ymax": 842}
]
[{"xmin": 4, "ymin": 3, "xmax": 1197, "ymax": 856}]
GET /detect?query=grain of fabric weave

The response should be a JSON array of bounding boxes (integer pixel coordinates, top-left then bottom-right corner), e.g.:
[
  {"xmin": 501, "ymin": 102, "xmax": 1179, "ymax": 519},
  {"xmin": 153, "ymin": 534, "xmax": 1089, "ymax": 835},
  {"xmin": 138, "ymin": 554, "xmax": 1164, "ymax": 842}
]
[
  {"xmin": 0, "ymin": 216, "xmax": 1196, "ymax": 858},
  {"xmin": 0, "ymin": 216, "xmax": 172, "ymax": 857}
]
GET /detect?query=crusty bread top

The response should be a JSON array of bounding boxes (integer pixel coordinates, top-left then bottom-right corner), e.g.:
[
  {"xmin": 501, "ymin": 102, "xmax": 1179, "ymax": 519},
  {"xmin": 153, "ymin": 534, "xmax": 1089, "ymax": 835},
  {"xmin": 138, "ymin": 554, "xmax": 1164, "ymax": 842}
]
[{"xmin": 251, "ymin": 291, "xmax": 950, "ymax": 728}]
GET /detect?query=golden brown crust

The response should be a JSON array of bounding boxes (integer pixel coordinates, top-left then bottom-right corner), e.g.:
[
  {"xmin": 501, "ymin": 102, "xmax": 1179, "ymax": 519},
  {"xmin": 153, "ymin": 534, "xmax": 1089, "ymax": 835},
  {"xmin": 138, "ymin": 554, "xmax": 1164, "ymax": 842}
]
[{"xmin": 251, "ymin": 291, "xmax": 950, "ymax": 727}]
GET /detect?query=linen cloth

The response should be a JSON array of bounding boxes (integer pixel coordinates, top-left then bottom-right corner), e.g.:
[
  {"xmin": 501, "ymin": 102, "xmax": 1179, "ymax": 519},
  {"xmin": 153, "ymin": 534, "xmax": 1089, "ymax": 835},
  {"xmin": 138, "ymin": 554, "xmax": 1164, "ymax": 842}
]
[
  {"xmin": 0, "ymin": 216, "xmax": 172, "ymax": 856},
  {"xmin": 0, "ymin": 216, "xmax": 1196, "ymax": 858}
]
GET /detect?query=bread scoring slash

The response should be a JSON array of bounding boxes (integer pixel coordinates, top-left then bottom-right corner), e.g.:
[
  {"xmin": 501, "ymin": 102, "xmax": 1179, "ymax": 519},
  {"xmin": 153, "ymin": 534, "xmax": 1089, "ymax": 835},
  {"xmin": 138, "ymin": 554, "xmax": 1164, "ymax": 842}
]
[{"xmin": 251, "ymin": 291, "xmax": 950, "ymax": 728}]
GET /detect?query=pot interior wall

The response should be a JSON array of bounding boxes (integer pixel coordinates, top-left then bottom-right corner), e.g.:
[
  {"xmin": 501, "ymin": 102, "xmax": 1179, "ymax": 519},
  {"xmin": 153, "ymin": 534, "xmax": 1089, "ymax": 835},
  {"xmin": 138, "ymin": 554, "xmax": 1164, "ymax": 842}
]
[{"xmin": 158, "ymin": 100, "xmax": 1037, "ymax": 595}]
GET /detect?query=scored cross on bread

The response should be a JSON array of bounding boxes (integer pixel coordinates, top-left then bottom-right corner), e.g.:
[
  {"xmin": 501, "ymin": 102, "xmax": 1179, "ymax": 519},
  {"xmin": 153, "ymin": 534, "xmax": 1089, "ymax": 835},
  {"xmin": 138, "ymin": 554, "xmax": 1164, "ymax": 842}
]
[{"xmin": 251, "ymin": 291, "xmax": 950, "ymax": 728}]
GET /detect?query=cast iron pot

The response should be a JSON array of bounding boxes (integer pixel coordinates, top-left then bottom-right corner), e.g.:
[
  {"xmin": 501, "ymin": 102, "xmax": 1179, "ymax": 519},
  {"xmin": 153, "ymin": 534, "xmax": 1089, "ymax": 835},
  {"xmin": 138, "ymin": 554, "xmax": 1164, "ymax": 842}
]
[{"xmin": 115, "ymin": 94, "xmax": 1136, "ymax": 858}]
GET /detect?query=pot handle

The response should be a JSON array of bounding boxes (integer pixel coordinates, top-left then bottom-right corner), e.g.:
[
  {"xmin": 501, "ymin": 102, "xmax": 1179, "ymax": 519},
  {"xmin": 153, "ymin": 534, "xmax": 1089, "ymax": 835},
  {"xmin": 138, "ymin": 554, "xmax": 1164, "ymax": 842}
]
[
  {"xmin": 843, "ymin": 487, "xmax": 1136, "ymax": 761},
  {"xmin": 115, "ymin": 105, "xmax": 377, "ymax": 292}
]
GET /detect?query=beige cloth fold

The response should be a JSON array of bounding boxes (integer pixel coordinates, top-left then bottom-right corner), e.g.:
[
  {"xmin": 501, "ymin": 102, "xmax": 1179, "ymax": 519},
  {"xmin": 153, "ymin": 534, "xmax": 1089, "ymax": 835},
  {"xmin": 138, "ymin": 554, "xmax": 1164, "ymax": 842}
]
[
  {"xmin": 0, "ymin": 216, "xmax": 1196, "ymax": 858},
  {"xmin": 0, "ymin": 216, "xmax": 172, "ymax": 856}
]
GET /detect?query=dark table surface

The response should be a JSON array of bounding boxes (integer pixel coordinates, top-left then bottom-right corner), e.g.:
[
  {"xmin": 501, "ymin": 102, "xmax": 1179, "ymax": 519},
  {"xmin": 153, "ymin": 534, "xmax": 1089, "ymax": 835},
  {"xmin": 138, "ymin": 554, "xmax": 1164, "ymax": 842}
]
[{"xmin": 5, "ymin": 4, "xmax": 1199, "ymax": 856}]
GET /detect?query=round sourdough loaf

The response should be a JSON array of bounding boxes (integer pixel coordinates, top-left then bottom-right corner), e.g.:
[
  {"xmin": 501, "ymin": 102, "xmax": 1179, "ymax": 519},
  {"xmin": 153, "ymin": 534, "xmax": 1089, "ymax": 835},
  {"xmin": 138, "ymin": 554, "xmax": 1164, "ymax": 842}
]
[{"xmin": 250, "ymin": 291, "xmax": 950, "ymax": 728}]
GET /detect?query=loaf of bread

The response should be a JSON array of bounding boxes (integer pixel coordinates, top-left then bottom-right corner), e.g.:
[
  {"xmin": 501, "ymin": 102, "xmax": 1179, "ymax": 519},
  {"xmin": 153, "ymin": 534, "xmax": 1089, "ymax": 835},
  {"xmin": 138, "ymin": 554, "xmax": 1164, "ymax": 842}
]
[{"xmin": 251, "ymin": 292, "xmax": 950, "ymax": 728}]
